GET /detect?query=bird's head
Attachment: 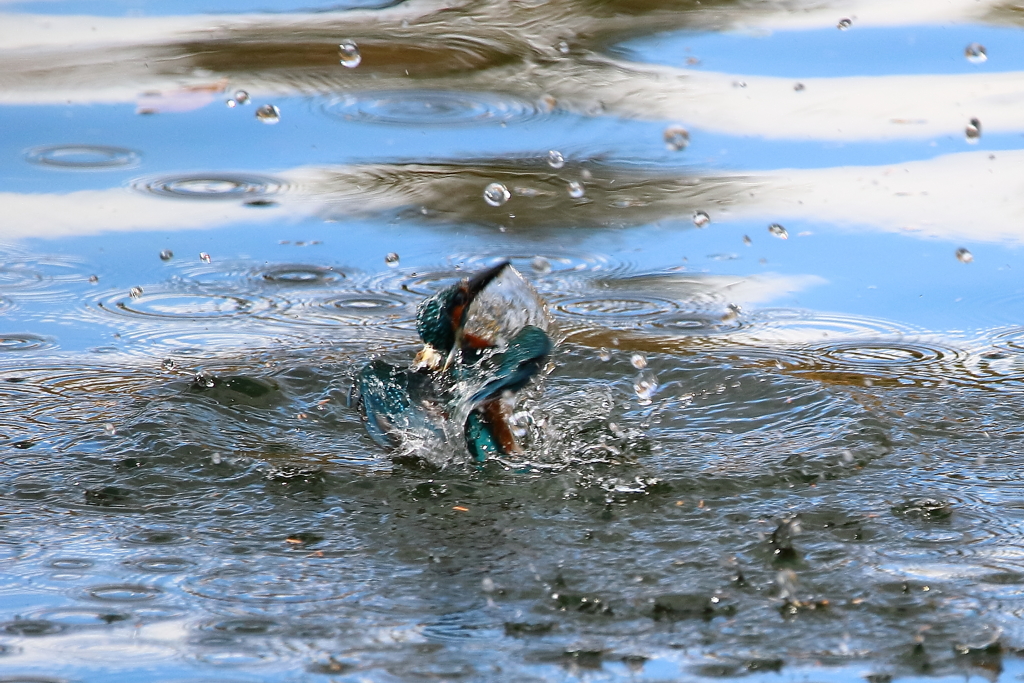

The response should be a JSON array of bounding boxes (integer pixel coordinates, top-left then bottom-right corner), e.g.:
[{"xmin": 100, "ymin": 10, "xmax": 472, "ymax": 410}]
[{"xmin": 415, "ymin": 261, "xmax": 510, "ymax": 369}]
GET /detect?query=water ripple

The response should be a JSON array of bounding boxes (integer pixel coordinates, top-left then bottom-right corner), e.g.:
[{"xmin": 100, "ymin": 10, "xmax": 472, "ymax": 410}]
[
  {"xmin": 25, "ymin": 145, "xmax": 140, "ymax": 170},
  {"xmin": 322, "ymin": 90, "xmax": 543, "ymax": 126},
  {"xmin": 133, "ymin": 174, "xmax": 286, "ymax": 201}
]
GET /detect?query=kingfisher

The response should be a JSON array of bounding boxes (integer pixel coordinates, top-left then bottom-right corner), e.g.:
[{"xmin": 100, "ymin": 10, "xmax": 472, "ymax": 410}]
[{"xmin": 357, "ymin": 261, "xmax": 552, "ymax": 462}]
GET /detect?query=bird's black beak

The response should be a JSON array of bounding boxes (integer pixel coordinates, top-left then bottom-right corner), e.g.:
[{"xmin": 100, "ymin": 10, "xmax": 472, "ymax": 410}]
[{"xmin": 464, "ymin": 260, "xmax": 511, "ymax": 303}]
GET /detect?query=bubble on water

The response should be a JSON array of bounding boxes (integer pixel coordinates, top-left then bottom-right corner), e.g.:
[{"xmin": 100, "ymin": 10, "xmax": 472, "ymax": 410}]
[
  {"xmin": 255, "ymin": 104, "xmax": 280, "ymax": 124},
  {"xmin": 743, "ymin": 235, "xmax": 752, "ymax": 246},
  {"xmin": 965, "ymin": 43, "xmax": 987, "ymax": 64},
  {"xmin": 234, "ymin": 90, "xmax": 250, "ymax": 104},
  {"xmin": 385, "ymin": 252, "xmax": 400, "ymax": 267},
  {"xmin": 768, "ymin": 223, "xmax": 788, "ymax": 239},
  {"xmin": 965, "ymin": 118, "xmax": 981, "ymax": 142},
  {"xmin": 598, "ymin": 347, "xmax": 611, "ymax": 361},
  {"xmin": 483, "ymin": 182, "xmax": 510, "ymax": 207},
  {"xmin": 129, "ymin": 286, "xmax": 143, "ymax": 299},
  {"xmin": 481, "ymin": 577, "xmax": 495, "ymax": 593},
  {"xmin": 663, "ymin": 125, "xmax": 689, "ymax": 152},
  {"xmin": 159, "ymin": 249, "xmax": 173, "ymax": 261},
  {"xmin": 531, "ymin": 256, "xmax": 552, "ymax": 274},
  {"xmin": 837, "ymin": 17, "xmax": 852, "ymax": 30},
  {"xmin": 103, "ymin": 423, "xmax": 116, "ymax": 436},
  {"xmin": 89, "ymin": 275, "xmax": 99, "ymax": 284},
  {"xmin": 199, "ymin": 252, "xmax": 212, "ymax": 263},
  {"xmin": 692, "ymin": 210, "xmax": 710, "ymax": 228},
  {"xmin": 338, "ymin": 40, "xmax": 362, "ymax": 68},
  {"xmin": 161, "ymin": 358, "xmax": 176, "ymax": 371},
  {"xmin": 547, "ymin": 150, "xmax": 565, "ymax": 169},
  {"xmin": 630, "ymin": 353, "xmax": 647, "ymax": 369},
  {"xmin": 567, "ymin": 181, "xmax": 585, "ymax": 199},
  {"xmin": 956, "ymin": 247, "xmax": 974, "ymax": 263},
  {"xmin": 634, "ymin": 369, "xmax": 658, "ymax": 405}
]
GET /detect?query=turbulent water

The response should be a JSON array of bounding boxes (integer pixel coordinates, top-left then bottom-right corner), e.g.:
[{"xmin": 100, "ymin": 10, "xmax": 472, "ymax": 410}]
[{"xmin": 4, "ymin": 0, "xmax": 1024, "ymax": 680}]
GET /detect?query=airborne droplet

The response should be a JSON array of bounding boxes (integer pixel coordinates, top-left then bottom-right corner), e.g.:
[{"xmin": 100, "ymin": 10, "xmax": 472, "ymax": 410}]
[
  {"xmin": 547, "ymin": 150, "xmax": 565, "ymax": 169},
  {"xmin": 338, "ymin": 40, "xmax": 362, "ymax": 68},
  {"xmin": 103, "ymin": 423, "xmax": 116, "ymax": 436},
  {"xmin": 692, "ymin": 210, "xmax": 710, "ymax": 228},
  {"xmin": 630, "ymin": 353, "xmax": 647, "ymax": 370},
  {"xmin": 159, "ymin": 249, "xmax": 174, "ymax": 261},
  {"xmin": 768, "ymin": 223, "xmax": 789, "ymax": 239},
  {"xmin": 837, "ymin": 17, "xmax": 852, "ymax": 30},
  {"xmin": 956, "ymin": 247, "xmax": 974, "ymax": 263},
  {"xmin": 88, "ymin": 275, "xmax": 99, "ymax": 284},
  {"xmin": 200, "ymin": 252, "xmax": 212, "ymax": 263},
  {"xmin": 255, "ymin": 104, "xmax": 280, "ymax": 124},
  {"xmin": 531, "ymin": 256, "xmax": 552, "ymax": 274},
  {"xmin": 567, "ymin": 181, "xmax": 585, "ymax": 199},
  {"xmin": 634, "ymin": 369, "xmax": 659, "ymax": 405},
  {"xmin": 598, "ymin": 347, "xmax": 611, "ymax": 361},
  {"xmin": 965, "ymin": 118, "xmax": 981, "ymax": 142},
  {"xmin": 965, "ymin": 43, "xmax": 987, "ymax": 64},
  {"xmin": 743, "ymin": 235, "xmax": 752, "ymax": 246},
  {"xmin": 483, "ymin": 182, "xmax": 510, "ymax": 207},
  {"xmin": 663, "ymin": 125, "xmax": 690, "ymax": 152},
  {"xmin": 129, "ymin": 286, "xmax": 143, "ymax": 299},
  {"xmin": 233, "ymin": 90, "xmax": 250, "ymax": 105},
  {"xmin": 385, "ymin": 252, "xmax": 400, "ymax": 267},
  {"xmin": 162, "ymin": 358, "xmax": 176, "ymax": 371}
]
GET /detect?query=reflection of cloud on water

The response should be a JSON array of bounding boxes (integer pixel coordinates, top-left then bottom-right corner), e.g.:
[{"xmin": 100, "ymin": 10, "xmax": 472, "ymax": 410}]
[
  {"xmin": 2, "ymin": 0, "xmax": 1024, "ymax": 141},
  {"xmin": 4, "ymin": 149, "xmax": 1024, "ymax": 243},
  {"xmin": 740, "ymin": 149, "xmax": 1024, "ymax": 244}
]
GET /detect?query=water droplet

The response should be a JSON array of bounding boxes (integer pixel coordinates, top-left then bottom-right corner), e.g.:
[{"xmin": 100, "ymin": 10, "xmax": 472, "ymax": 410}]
[
  {"xmin": 598, "ymin": 347, "xmax": 611, "ymax": 361},
  {"xmin": 226, "ymin": 99, "xmax": 237, "ymax": 108},
  {"xmin": 743, "ymin": 235, "xmax": 752, "ymax": 246},
  {"xmin": 338, "ymin": 40, "xmax": 362, "ymax": 68},
  {"xmin": 103, "ymin": 423, "xmax": 116, "ymax": 436},
  {"xmin": 634, "ymin": 369, "xmax": 659, "ymax": 405},
  {"xmin": 837, "ymin": 17, "xmax": 852, "ymax": 30},
  {"xmin": 692, "ymin": 210, "xmax": 710, "ymax": 228},
  {"xmin": 768, "ymin": 223, "xmax": 788, "ymax": 239},
  {"xmin": 199, "ymin": 252, "xmax": 212, "ymax": 263},
  {"xmin": 547, "ymin": 150, "xmax": 565, "ymax": 169},
  {"xmin": 965, "ymin": 43, "xmax": 987, "ymax": 64},
  {"xmin": 630, "ymin": 353, "xmax": 647, "ymax": 369},
  {"xmin": 483, "ymin": 182, "xmax": 510, "ymax": 207},
  {"xmin": 162, "ymin": 358, "xmax": 176, "ymax": 371},
  {"xmin": 385, "ymin": 252, "xmax": 400, "ymax": 267},
  {"xmin": 557, "ymin": 40, "xmax": 570, "ymax": 55},
  {"xmin": 794, "ymin": 82, "xmax": 805, "ymax": 91},
  {"xmin": 956, "ymin": 247, "xmax": 974, "ymax": 263},
  {"xmin": 481, "ymin": 577, "xmax": 495, "ymax": 593},
  {"xmin": 129, "ymin": 286, "xmax": 143, "ymax": 299},
  {"xmin": 255, "ymin": 104, "xmax": 280, "ymax": 124},
  {"xmin": 965, "ymin": 118, "xmax": 981, "ymax": 142},
  {"xmin": 233, "ymin": 90, "xmax": 250, "ymax": 105},
  {"xmin": 195, "ymin": 372, "xmax": 215, "ymax": 389},
  {"xmin": 159, "ymin": 249, "xmax": 173, "ymax": 261},
  {"xmin": 663, "ymin": 125, "xmax": 690, "ymax": 152},
  {"xmin": 88, "ymin": 275, "xmax": 99, "ymax": 284},
  {"xmin": 531, "ymin": 256, "xmax": 552, "ymax": 274},
  {"xmin": 567, "ymin": 181, "xmax": 585, "ymax": 199}
]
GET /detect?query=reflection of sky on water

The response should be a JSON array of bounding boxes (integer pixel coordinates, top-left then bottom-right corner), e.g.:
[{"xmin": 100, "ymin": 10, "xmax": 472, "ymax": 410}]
[{"xmin": 615, "ymin": 24, "xmax": 1024, "ymax": 77}]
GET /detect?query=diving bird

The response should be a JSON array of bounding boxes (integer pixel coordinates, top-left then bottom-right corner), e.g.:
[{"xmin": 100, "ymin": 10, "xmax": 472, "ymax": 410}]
[{"xmin": 357, "ymin": 261, "xmax": 552, "ymax": 462}]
